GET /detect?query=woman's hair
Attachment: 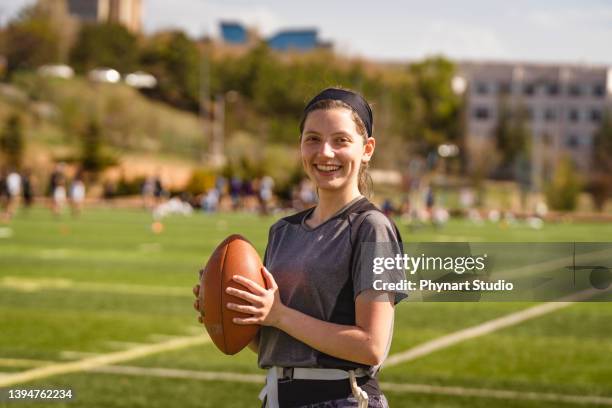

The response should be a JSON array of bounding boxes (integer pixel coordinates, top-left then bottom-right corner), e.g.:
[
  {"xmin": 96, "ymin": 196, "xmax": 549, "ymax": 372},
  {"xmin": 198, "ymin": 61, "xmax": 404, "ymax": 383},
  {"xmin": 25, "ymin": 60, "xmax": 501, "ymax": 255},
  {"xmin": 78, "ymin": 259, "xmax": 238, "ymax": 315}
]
[{"xmin": 299, "ymin": 99, "xmax": 373, "ymax": 197}]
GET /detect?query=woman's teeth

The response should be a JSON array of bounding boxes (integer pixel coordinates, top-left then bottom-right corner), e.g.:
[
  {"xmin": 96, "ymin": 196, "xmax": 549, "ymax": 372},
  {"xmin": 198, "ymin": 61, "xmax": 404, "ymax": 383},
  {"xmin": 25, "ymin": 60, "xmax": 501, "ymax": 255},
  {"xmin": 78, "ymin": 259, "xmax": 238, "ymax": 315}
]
[{"xmin": 315, "ymin": 164, "xmax": 341, "ymax": 172}]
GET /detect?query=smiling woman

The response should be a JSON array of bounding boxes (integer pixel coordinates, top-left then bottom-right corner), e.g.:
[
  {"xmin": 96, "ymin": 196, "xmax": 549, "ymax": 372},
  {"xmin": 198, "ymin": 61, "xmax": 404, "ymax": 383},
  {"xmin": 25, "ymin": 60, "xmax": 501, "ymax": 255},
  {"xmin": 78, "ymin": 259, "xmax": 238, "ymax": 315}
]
[{"xmin": 194, "ymin": 87, "xmax": 407, "ymax": 408}]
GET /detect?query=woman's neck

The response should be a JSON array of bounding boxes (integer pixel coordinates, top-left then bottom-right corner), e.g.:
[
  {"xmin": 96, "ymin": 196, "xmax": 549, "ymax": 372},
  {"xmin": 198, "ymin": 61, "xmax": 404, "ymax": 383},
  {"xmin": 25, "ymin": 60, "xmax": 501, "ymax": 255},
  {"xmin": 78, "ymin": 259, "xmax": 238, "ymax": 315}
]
[{"xmin": 308, "ymin": 187, "xmax": 362, "ymax": 227}]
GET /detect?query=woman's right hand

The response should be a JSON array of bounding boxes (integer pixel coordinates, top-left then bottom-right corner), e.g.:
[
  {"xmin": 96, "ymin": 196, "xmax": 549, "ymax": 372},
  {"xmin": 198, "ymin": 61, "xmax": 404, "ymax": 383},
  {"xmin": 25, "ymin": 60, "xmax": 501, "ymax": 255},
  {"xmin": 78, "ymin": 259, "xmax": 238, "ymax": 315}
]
[{"xmin": 193, "ymin": 268, "xmax": 204, "ymax": 324}]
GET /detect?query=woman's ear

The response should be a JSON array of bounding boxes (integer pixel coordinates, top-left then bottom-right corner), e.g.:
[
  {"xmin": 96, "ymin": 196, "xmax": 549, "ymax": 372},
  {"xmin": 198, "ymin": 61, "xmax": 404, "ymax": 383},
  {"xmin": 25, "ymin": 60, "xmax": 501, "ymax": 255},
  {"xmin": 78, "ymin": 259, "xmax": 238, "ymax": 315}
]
[{"xmin": 362, "ymin": 137, "xmax": 376, "ymax": 163}]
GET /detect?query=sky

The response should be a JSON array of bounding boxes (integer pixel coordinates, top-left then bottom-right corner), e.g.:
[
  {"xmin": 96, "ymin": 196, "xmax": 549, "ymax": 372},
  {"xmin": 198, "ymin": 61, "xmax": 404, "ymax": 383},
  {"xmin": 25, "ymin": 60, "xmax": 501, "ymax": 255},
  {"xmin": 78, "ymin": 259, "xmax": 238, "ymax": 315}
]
[{"xmin": 2, "ymin": 0, "xmax": 612, "ymax": 65}]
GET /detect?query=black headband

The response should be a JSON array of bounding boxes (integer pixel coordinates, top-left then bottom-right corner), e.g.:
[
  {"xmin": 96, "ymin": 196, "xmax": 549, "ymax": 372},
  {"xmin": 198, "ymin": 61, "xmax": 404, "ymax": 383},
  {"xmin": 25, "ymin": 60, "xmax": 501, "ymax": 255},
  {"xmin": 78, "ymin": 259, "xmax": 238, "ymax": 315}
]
[{"xmin": 303, "ymin": 88, "xmax": 373, "ymax": 137}]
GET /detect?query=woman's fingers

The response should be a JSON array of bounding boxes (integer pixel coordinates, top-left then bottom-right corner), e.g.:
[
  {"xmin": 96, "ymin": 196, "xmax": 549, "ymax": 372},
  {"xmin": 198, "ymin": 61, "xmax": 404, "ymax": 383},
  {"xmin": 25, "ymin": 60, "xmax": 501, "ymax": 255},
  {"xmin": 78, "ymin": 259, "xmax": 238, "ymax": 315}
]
[
  {"xmin": 226, "ymin": 286, "xmax": 262, "ymax": 305},
  {"xmin": 197, "ymin": 315, "xmax": 203, "ymax": 324},
  {"xmin": 193, "ymin": 298, "xmax": 200, "ymax": 311},
  {"xmin": 231, "ymin": 275, "xmax": 266, "ymax": 295},
  {"xmin": 261, "ymin": 267, "xmax": 277, "ymax": 290},
  {"xmin": 232, "ymin": 317, "xmax": 260, "ymax": 325},
  {"xmin": 226, "ymin": 302, "xmax": 258, "ymax": 315},
  {"xmin": 192, "ymin": 284, "xmax": 200, "ymax": 297}
]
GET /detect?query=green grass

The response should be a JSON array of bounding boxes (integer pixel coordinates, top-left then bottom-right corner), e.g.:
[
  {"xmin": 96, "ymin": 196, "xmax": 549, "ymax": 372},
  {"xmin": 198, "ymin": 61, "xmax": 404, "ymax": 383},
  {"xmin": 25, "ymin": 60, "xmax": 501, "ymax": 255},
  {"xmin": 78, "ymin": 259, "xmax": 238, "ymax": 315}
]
[{"xmin": 1, "ymin": 207, "xmax": 612, "ymax": 407}]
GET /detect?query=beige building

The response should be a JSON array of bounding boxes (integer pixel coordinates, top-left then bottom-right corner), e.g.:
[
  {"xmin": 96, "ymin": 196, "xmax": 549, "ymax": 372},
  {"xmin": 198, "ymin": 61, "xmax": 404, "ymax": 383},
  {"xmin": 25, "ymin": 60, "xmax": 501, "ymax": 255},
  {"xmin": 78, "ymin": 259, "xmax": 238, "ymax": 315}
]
[
  {"xmin": 459, "ymin": 61, "xmax": 612, "ymax": 183},
  {"xmin": 66, "ymin": 0, "xmax": 142, "ymax": 32}
]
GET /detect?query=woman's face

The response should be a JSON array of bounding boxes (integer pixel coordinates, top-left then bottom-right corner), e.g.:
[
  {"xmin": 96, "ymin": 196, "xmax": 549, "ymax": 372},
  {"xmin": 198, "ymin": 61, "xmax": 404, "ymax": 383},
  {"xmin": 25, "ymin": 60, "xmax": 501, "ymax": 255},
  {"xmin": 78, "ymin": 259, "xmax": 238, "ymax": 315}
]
[{"xmin": 300, "ymin": 108, "xmax": 374, "ymax": 194}]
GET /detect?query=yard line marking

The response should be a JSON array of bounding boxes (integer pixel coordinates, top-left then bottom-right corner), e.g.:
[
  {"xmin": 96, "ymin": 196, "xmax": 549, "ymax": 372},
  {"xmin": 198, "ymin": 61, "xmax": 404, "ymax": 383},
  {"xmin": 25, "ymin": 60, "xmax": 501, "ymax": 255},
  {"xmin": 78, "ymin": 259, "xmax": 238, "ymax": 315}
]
[
  {"xmin": 0, "ymin": 358, "xmax": 54, "ymax": 368},
  {"xmin": 380, "ymin": 382, "xmax": 612, "ymax": 406},
  {"xmin": 385, "ymin": 287, "xmax": 602, "ymax": 367},
  {"xmin": 90, "ymin": 365, "xmax": 612, "ymax": 406},
  {"xmin": 60, "ymin": 351, "xmax": 102, "ymax": 359},
  {"xmin": 92, "ymin": 365, "xmax": 265, "ymax": 384},
  {"xmin": 105, "ymin": 341, "xmax": 152, "ymax": 350},
  {"xmin": 0, "ymin": 335, "xmax": 210, "ymax": 387},
  {"xmin": 0, "ymin": 276, "xmax": 189, "ymax": 297},
  {"xmin": 491, "ymin": 247, "xmax": 612, "ymax": 280}
]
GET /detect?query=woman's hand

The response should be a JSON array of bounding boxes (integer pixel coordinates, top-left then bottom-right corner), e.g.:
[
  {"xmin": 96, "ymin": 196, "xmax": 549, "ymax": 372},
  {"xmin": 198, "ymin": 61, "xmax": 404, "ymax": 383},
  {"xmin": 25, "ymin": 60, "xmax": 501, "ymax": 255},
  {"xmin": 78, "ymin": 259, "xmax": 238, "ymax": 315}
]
[
  {"xmin": 192, "ymin": 268, "xmax": 204, "ymax": 324},
  {"xmin": 225, "ymin": 267, "xmax": 285, "ymax": 327}
]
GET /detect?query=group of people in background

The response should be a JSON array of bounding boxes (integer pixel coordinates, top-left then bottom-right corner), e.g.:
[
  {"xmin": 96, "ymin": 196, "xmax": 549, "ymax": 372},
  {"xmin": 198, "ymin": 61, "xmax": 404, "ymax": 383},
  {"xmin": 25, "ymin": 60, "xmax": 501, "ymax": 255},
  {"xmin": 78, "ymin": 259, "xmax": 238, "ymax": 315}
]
[
  {"xmin": 198, "ymin": 175, "xmax": 276, "ymax": 215},
  {"xmin": 0, "ymin": 163, "xmax": 86, "ymax": 221}
]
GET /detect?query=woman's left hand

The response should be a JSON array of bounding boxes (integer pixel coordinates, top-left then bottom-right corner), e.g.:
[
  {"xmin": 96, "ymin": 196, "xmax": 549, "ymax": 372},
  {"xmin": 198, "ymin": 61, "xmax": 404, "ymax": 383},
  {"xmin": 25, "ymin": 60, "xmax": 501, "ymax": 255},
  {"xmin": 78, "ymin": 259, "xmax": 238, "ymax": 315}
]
[{"xmin": 225, "ymin": 267, "xmax": 285, "ymax": 327}]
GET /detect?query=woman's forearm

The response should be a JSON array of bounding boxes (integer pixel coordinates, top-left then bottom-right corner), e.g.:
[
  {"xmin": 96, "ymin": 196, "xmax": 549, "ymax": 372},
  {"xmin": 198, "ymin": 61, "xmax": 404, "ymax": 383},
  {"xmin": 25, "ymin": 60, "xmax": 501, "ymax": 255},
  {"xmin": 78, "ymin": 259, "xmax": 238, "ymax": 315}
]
[{"xmin": 275, "ymin": 305, "xmax": 384, "ymax": 366}]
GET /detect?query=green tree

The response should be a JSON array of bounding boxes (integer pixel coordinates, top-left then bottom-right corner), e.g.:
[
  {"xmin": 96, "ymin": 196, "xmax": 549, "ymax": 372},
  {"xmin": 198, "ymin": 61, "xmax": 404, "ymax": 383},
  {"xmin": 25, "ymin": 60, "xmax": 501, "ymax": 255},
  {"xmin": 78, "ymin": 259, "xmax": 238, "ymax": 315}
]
[
  {"xmin": 70, "ymin": 23, "xmax": 139, "ymax": 73},
  {"xmin": 0, "ymin": 114, "xmax": 25, "ymax": 169},
  {"xmin": 494, "ymin": 101, "xmax": 530, "ymax": 179},
  {"xmin": 4, "ymin": 4, "xmax": 60, "ymax": 75},
  {"xmin": 81, "ymin": 119, "xmax": 116, "ymax": 174},
  {"xmin": 140, "ymin": 31, "xmax": 200, "ymax": 111},
  {"xmin": 589, "ymin": 112, "xmax": 612, "ymax": 210},
  {"xmin": 408, "ymin": 57, "xmax": 462, "ymax": 153},
  {"xmin": 545, "ymin": 156, "xmax": 582, "ymax": 211}
]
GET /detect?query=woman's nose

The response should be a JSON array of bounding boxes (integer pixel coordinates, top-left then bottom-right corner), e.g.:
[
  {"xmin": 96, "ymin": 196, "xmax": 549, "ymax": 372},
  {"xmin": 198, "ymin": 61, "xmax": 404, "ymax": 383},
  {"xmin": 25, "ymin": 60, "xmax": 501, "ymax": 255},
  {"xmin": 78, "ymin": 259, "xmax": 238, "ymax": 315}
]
[{"xmin": 318, "ymin": 142, "xmax": 334, "ymax": 157}]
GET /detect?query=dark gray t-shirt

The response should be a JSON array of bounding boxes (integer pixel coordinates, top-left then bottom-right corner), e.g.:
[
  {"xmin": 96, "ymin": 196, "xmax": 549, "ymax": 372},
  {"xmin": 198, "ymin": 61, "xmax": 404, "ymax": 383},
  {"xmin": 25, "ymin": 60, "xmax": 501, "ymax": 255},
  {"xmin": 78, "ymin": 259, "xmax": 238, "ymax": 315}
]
[{"xmin": 258, "ymin": 196, "xmax": 407, "ymax": 374}]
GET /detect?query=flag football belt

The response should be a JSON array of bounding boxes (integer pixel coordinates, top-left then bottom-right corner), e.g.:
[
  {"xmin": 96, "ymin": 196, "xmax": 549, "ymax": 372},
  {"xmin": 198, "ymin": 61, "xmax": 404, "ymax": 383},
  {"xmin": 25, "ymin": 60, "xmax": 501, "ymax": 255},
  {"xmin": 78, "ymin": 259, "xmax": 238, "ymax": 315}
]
[{"xmin": 259, "ymin": 367, "xmax": 369, "ymax": 408}]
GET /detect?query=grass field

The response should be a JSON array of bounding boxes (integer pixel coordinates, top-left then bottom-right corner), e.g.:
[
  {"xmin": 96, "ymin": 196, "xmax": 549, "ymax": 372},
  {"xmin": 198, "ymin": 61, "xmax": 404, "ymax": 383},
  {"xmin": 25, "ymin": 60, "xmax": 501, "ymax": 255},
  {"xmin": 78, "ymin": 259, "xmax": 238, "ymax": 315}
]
[{"xmin": 1, "ymin": 207, "xmax": 612, "ymax": 407}]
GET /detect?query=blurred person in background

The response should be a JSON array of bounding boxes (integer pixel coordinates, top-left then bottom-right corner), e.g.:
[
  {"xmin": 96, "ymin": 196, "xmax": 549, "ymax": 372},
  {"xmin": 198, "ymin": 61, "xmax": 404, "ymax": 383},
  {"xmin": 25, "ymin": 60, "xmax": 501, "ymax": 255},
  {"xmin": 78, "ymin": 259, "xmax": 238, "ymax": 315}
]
[
  {"xmin": 142, "ymin": 176, "xmax": 155, "ymax": 209},
  {"xmin": 69, "ymin": 168, "xmax": 86, "ymax": 216},
  {"xmin": 0, "ymin": 168, "xmax": 7, "ymax": 219},
  {"xmin": 4, "ymin": 168, "xmax": 22, "ymax": 220},
  {"xmin": 49, "ymin": 163, "xmax": 67, "ymax": 216},
  {"xmin": 259, "ymin": 175, "xmax": 275, "ymax": 215},
  {"xmin": 21, "ymin": 168, "xmax": 33, "ymax": 210}
]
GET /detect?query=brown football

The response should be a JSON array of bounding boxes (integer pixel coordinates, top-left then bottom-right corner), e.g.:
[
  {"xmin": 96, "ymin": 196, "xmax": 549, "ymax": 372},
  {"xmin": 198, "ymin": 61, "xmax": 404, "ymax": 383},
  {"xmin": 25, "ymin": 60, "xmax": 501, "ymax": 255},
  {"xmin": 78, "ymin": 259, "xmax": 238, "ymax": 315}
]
[{"xmin": 199, "ymin": 234, "xmax": 265, "ymax": 355}]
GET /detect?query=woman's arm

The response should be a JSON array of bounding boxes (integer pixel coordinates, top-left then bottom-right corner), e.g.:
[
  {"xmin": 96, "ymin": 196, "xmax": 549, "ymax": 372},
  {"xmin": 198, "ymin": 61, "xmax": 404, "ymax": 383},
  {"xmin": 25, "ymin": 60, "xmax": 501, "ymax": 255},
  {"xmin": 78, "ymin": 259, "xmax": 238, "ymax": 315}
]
[{"xmin": 227, "ymin": 268, "xmax": 394, "ymax": 366}]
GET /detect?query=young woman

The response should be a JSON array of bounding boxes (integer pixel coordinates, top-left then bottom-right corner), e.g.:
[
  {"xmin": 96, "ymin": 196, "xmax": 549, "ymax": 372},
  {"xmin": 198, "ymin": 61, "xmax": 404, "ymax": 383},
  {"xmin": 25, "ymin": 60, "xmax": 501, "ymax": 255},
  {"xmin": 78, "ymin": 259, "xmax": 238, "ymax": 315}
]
[{"xmin": 194, "ymin": 87, "xmax": 406, "ymax": 407}]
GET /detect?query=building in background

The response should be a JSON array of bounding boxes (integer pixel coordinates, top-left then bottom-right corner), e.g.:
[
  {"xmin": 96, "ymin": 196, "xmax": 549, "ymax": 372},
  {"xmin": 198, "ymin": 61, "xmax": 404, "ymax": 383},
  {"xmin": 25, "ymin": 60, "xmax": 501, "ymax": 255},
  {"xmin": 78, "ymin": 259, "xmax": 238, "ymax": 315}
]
[
  {"xmin": 66, "ymin": 0, "xmax": 141, "ymax": 32},
  {"xmin": 218, "ymin": 22, "xmax": 331, "ymax": 52},
  {"xmin": 267, "ymin": 29, "xmax": 319, "ymax": 51},
  {"xmin": 220, "ymin": 22, "xmax": 247, "ymax": 45},
  {"xmin": 459, "ymin": 61, "xmax": 612, "ymax": 182}
]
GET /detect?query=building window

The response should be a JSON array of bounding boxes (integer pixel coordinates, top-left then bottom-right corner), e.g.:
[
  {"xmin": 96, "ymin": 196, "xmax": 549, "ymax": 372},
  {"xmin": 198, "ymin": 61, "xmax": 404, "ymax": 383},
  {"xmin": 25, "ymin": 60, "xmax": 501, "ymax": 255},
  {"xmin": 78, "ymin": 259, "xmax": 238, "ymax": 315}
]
[
  {"xmin": 568, "ymin": 109, "xmax": 580, "ymax": 122},
  {"xmin": 568, "ymin": 84, "xmax": 581, "ymax": 97},
  {"xmin": 473, "ymin": 107, "xmax": 490, "ymax": 120},
  {"xmin": 475, "ymin": 82, "xmax": 488, "ymax": 95},
  {"xmin": 566, "ymin": 134, "xmax": 580, "ymax": 149},
  {"xmin": 590, "ymin": 109, "xmax": 602, "ymax": 123},
  {"xmin": 523, "ymin": 83, "xmax": 535, "ymax": 96},
  {"xmin": 547, "ymin": 83, "xmax": 560, "ymax": 96},
  {"xmin": 544, "ymin": 108, "xmax": 556, "ymax": 121},
  {"xmin": 593, "ymin": 84, "xmax": 605, "ymax": 97},
  {"xmin": 498, "ymin": 82, "xmax": 511, "ymax": 94}
]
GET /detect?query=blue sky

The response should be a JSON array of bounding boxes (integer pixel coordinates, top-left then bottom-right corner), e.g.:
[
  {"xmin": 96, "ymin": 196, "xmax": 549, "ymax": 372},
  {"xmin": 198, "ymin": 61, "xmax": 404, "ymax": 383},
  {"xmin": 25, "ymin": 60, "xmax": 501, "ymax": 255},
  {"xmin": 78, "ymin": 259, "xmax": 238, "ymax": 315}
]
[{"xmin": 2, "ymin": 0, "xmax": 612, "ymax": 64}]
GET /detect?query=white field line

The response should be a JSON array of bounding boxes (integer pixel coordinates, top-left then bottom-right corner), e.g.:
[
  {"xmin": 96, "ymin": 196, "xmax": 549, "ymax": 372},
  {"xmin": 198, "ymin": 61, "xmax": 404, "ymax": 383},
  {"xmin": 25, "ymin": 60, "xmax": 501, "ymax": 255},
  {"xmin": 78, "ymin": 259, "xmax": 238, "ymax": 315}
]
[
  {"xmin": 59, "ymin": 351, "xmax": 102, "ymax": 360},
  {"xmin": 0, "ymin": 335, "xmax": 210, "ymax": 388},
  {"xmin": 381, "ymin": 382, "xmax": 612, "ymax": 406},
  {"xmin": 0, "ymin": 276, "xmax": 189, "ymax": 297},
  {"xmin": 385, "ymin": 287, "xmax": 602, "ymax": 367},
  {"xmin": 2, "ymin": 359, "xmax": 611, "ymax": 405},
  {"xmin": 93, "ymin": 365, "xmax": 265, "ymax": 383},
  {"xmin": 489, "ymin": 247, "xmax": 612, "ymax": 280}
]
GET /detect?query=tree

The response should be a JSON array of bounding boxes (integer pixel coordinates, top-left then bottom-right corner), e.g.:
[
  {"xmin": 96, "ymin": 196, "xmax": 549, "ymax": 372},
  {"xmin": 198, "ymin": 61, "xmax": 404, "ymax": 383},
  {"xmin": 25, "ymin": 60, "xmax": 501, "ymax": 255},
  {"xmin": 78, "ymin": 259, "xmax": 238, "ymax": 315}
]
[
  {"xmin": 81, "ymin": 119, "xmax": 115, "ymax": 174},
  {"xmin": 140, "ymin": 31, "xmax": 200, "ymax": 111},
  {"xmin": 408, "ymin": 57, "xmax": 462, "ymax": 153},
  {"xmin": 0, "ymin": 114, "xmax": 25, "ymax": 169},
  {"xmin": 545, "ymin": 156, "xmax": 582, "ymax": 211},
  {"xmin": 589, "ymin": 112, "xmax": 612, "ymax": 211},
  {"xmin": 494, "ymin": 101, "xmax": 530, "ymax": 179},
  {"xmin": 70, "ymin": 23, "xmax": 139, "ymax": 73},
  {"xmin": 4, "ymin": 4, "xmax": 61, "ymax": 75}
]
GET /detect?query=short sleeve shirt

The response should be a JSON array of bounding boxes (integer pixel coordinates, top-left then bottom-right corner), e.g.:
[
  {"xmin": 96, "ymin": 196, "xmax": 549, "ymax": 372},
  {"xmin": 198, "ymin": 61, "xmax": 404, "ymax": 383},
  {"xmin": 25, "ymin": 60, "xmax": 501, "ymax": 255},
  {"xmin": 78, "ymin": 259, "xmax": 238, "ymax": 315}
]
[{"xmin": 257, "ymin": 196, "xmax": 407, "ymax": 374}]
